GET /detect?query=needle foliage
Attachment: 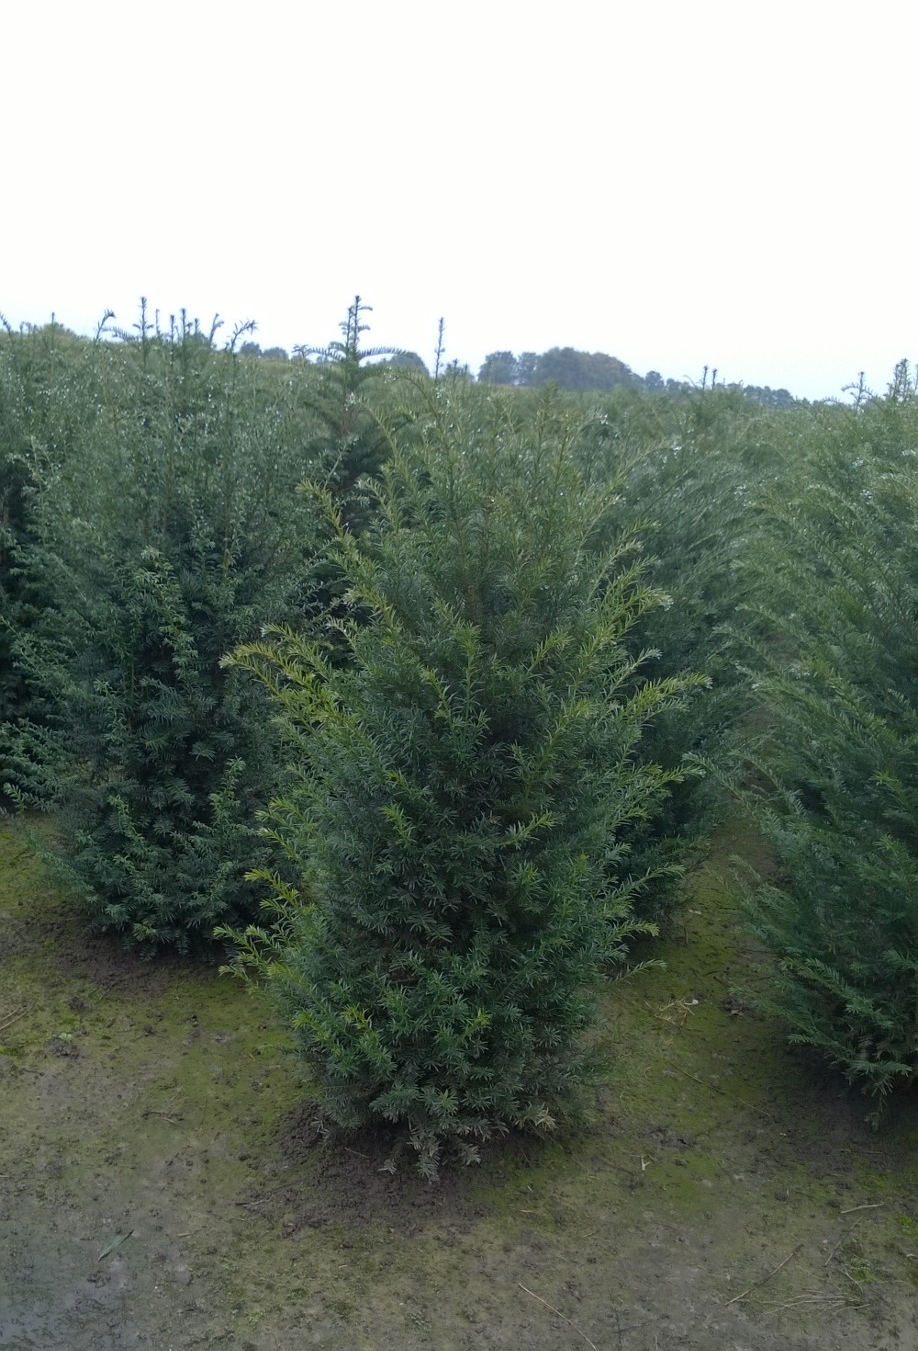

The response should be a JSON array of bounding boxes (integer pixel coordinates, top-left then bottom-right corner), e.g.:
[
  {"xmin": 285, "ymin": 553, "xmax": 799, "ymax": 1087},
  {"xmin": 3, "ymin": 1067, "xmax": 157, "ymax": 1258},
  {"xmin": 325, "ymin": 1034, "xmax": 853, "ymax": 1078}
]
[
  {"xmin": 737, "ymin": 371, "xmax": 918, "ymax": 1107},
  {"xmin": 223, "ymin": 388, "xmax": 702, "ymax": 1173},
  {"xmin": 3, "ymin": 312, "xmax": 319, "ymax": 952}
]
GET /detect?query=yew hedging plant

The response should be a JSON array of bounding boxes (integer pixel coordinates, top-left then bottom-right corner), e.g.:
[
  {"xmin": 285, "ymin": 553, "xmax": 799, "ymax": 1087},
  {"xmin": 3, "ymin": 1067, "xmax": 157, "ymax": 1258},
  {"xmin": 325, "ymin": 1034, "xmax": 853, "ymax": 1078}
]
[
  {"xmin": 0, "ymin": 319, "xmax": 109, "ymax": 743},
  {"xmin": 225, "ymin": 389, "xmax": 702, "ymax": 1174},
  {"xmin": 576, "ymin": 388, "xmax": 780, "ymax": 916},
  {"xmin": 4, "ymin": 313, "xmax": 319, "ymax": 952},
  {"xmin": 740, "ymin": 374, "xmax": 918, "ymax": 1107}
]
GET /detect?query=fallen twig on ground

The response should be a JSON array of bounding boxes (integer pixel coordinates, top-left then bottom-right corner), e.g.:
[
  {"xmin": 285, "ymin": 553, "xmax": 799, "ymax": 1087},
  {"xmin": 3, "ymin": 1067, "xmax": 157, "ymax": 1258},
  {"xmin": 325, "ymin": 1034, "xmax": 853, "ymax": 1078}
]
[
  {"xmin": 518, "ymin": 1282, "xmax": 598, "ymax": 1351},
  {"xmin": 764, "ymin": 1292, "xmax": 858, "ymax": 1314},
  {"xmin": 0, "ymin": 1009, "xmax": 27, "ymax": 1033},
  {"xmin": 725, "ymin": 1243, "xmax": 803, "ymax": 1307},
  {"xmin": 824, "ymin": 1214, "xmax": 862, "ymax": 1267}
]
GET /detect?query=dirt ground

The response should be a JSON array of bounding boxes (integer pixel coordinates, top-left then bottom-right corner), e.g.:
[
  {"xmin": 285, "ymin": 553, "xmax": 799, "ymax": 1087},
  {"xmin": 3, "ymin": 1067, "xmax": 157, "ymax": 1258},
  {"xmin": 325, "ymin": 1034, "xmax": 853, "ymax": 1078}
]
[{"xmin": 1, "ymin": 817, "xmax": 916, "ymax": 1351}]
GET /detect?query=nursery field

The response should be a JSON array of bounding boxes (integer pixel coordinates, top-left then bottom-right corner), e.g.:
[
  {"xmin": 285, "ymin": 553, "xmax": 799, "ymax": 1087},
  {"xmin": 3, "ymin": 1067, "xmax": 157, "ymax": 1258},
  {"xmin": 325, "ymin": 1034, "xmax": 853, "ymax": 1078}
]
[
  {"xmin": 2, "ymin": 816, "xmax": 916, "ymax": 1351},
  {"xmin": 3, "ymin": 321, "xmax": 918, "ymax": 1350}
]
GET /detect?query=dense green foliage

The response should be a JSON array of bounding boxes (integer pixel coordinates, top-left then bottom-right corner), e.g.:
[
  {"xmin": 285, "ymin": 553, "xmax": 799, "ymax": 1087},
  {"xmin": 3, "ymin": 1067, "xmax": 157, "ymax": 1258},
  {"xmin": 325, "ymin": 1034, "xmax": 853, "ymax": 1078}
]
[
  {"xmin": 223, "ymin": 390, "xmax": 701, "ymax": 1173},
  {"xmin": 564, "ymin": 388, "xmax": 779, "ymax": 916},
  {"xmin": 293, "ymin": 298, "xmax": 402, "ymax": 525},
  {"xmin": 289, "ymin": 297, "xmax": 415, "ymax": 639},
  {"xmin": 0, "ymin": 320, "xmax": 104, "ymax": 737},
  {"xmin": 2, "ymin": 315, "xmax": 321, "ymax": 951},
  {"xmin": 4, "ymin": 300, "xmax": 916, "ymax": 1141},
  {"xmin": 737, "ymin": 372, "xmax": 918, "ymax": 1105}
]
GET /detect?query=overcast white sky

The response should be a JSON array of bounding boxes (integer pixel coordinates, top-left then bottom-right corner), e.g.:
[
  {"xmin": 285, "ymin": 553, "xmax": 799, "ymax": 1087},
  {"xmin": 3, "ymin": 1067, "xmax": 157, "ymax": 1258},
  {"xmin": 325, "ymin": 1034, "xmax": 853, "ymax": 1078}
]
[{"xmin": 3, "ymin": 1, "xmax": 914, "ymax": 399}]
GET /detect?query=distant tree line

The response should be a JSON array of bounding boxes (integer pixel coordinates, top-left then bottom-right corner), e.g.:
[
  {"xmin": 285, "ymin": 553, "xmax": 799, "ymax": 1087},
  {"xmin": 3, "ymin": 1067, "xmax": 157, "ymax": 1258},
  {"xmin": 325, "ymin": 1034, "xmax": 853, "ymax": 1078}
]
[
  {"xmin": 479, "ymin": 348, "xmax": 798, "ymax": 409},
  {"xmin": 236, "ymin": 336, "xmax": 799, "ymax": 409},
  {"xmin": 478, "ymin": 347, "xmax": 633, "ymax": 391}
]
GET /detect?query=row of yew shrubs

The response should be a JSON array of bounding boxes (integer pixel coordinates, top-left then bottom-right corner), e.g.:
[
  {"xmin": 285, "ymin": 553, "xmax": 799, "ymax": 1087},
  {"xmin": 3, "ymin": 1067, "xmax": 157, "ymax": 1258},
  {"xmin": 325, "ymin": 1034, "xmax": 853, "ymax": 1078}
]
[
  {"xmin": 734, "ymin": 368, "xmax": 918, "ymax": 1107},
  {"xmin": 2, "ymin": 308, "xmax": 916, "ymax": 1161}
]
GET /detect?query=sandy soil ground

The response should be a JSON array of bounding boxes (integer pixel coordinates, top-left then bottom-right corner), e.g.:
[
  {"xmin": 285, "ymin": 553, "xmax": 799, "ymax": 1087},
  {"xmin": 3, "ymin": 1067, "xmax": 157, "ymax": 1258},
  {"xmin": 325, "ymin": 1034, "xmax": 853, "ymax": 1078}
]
[{"xmin": 1, "ymin": 818, "xmax": 916, "ymax": 1351}]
